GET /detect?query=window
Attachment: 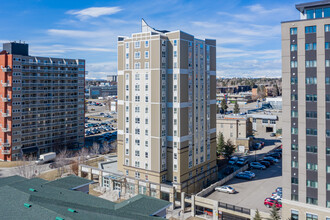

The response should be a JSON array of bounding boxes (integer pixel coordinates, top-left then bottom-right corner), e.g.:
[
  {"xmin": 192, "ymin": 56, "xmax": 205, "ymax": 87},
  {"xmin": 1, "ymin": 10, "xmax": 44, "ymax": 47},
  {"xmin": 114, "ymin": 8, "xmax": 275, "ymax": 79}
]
[
  {"xmin": 135, "ymin": 150, "xmax": 140, "ymax": 156},
  {"xmin": 306, "ymin": 9, "xmax": 314, "ymax": 19},
  {"xmin": 306, "ymin": 43, "xmax": 316, "ymax": 50},
  {"xmin": 291, "ymin": 110, "xmax": 298, "ymax": 117},
  {"xmin": 291, "ymin": 177, "xmax": 298, "ymax": 184},
  {"xmin": 327, "ymin": 148, "xmax": 330, "ymax": 154},
  {"xmin": 145, "ymin": 118, "xmax": 148, "ymax": 124},
  {"xmin": 291, "ymin": 161, "xmax": 298, "ymax": 168},
  {"xmin": 126, "ymin": 43, "xmax": 129, "ymax": 48},
  {"xmin": 326, "ymin": 24, "xmax": 330, "ymax": 32},
  {"xmin": 135, "ymin": 128, "xmax": 140, "ymax": 135},
  {"xmin": 174, "ymin": 51, "xmax": 177, "ymax": 57},
  {"xmin": 327, "ymin": 130, "xmax": 330, "ymax": 137},
  {"xmin": 306, "ymin": 213, "xmax": 318, "ymax": 220},
  {"xmin": 306, "ymin": 111, "xmax": 317, "ymax": 118},
  {"xmin": 291, "ymin": 94, "xmax": 298, "ymax": 101},
  {"xmin": 145, "ymin": 73, "xmax": 148, "ymax": 80},
  {"xmin": 291, "ymin": 194, "xmax": 298, "ymax": 201},
  {"xmin": 327, "ymin": 94, "xmax": 330, "ymax": 102},
  {"xmin": 262, "ymin": 119, "xmax": 268, "ymax": 124},
  {"xmin": 307, "ymin": 180, "xmax": 318, "ymax": 188},
  {"xmin": 145, "ymin": 40, "xmax": 149, "ymax": 47},
  {"xmin": 135, "ymin": 172, "xmax": 140, "ymax": 178},
  {"xmin": 306, "ymin": 77, "xmax": 317, "ymax": 84},
  {"xmin": 135, "ymin": 62, "xmax": 140, "ymax": 69},
  {"xmin": 291, "ymin": 127, "xmax": 298, "ymax": 134},
  {"xmin": 306, "ymin": 145, "xmax": 317, "ymax": 153},
  {"xmin": 326, "ymin": 42, "xmax": 330, "ymax": 49},
  {"xmin": 291, "ymin": 210, "xmax": 299, "ymax": 220},
  {"xmin": 145, "ymin": 62, "xmax": 149, "ymax": 69},
  {"xmin": 327, "ymin": 60, "xmax": 330, "ymax": 67},
  {"xmin": 306, "ymin": 128, "xmax": 317, "ymax": 136},
  {"xmin": 135, "ymin": 161, "xmax": 140, "ymax": 168},
  {"xmin": 291, "ymin": 44, "xmax": 297, "ymax": 51},
  {"xmin": 173, "ymin": 176, "xmax": 177, "ymax": 182},
  {"xmin": 306, "ymin": 163, "xmax": 318, "ymax": 171},
  {"xmin": 316, "ymin": 8, "xmax": 322, "ymax": 18},
  {"xmin": 126, "ymin": 53, "xmax": 129, "ymax": 59},
  {"xmin": 135, "ymin": 118, "xmax": 140, "ymax": 124},
  {"xmin": 291, "ymin": 144, "xmax": 298, "ymax": 151},
  {"xmin": 305, "ymin": 26, "xmax": 316, "ymax": 33},
  {"xmin": 174, "ymin": 40, "xmax": 177, "ymax": 46},
  {"xmin": 306, "ymin": 60, "xmax": 317, "ymax": 67},
  {"xmin": 306, "ymin": 94, "xmax": 317, "ymax": 101},
  {"xmin": 291, "ymin": 61, "xmax": 298, "ymax": 68},
  {"xmin": 291, "ymin": 77, "xmax": 297, "ymax": 84},
  {"xmin": 290, "ymin": 28, "xmax": 297, "ymax": 35},
  {"xmin": 135, "ymin": 41, "xmax": 140, "ymax": 48},
  {"xmin": 134, "ymin": 52, "xmax": 140, "ymax": 59},
  {"xmin": 325, "ymin": 8, "xmax": 330, "ymax": 17},
  {"xmin": 327, "ymin": 166, "xmax": 330, "ymax": 173},
  {"xmin": 145, "ymin": 51, "xmax": 149, "ymax": 58},
  {"xmin": 135, "ymin": 85, "xmax": 140, "ymax": 91},
  {"xmin": 135, "ymin": 96, "xmax": 140, "ymax": 102}
]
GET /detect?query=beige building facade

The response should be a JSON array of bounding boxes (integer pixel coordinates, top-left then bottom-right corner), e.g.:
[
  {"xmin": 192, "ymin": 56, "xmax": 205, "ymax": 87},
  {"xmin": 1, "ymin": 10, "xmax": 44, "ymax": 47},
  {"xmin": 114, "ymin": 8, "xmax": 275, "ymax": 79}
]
[
  {"xmin": 117, "ymin": 20, "xmax": 217, "ymax": 196},
  {"xmin": 216, "ymin": 115, "xmax": 253, "ymax": 152},
  {"xmin": 282, "ymin": 1, "xmax": 330, "ymax": 219}
]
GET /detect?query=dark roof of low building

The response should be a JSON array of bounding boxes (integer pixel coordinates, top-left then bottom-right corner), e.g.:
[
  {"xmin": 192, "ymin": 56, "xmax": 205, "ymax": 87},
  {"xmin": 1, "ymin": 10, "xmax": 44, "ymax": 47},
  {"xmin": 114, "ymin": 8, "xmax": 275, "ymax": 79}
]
[
  {"xmin": 0, "ymin": 175, "xmax": 170, "ymax": 220},
  {"xmin": 296, "ymin": 0, "xmax": 330, "ymax": 13},
  {"xmin": 44, "ymin": 175, "xmax": 93, "ymax": 189}
]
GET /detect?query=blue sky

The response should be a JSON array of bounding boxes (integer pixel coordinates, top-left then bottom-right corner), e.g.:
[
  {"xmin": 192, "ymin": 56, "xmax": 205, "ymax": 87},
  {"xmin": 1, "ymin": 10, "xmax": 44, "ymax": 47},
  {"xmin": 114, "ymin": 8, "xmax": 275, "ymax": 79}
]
[{"xmin": 0, "ymin": 0, "xmax": 303, "ymax": 79}]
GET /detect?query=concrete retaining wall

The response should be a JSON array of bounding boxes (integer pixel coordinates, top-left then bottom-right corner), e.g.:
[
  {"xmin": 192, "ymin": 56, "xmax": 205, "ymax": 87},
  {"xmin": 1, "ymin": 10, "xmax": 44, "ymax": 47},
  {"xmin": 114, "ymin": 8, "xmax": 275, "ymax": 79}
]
[{"xmin": 196, "ymin": 164, "xmax": 249, "ymax": 197}]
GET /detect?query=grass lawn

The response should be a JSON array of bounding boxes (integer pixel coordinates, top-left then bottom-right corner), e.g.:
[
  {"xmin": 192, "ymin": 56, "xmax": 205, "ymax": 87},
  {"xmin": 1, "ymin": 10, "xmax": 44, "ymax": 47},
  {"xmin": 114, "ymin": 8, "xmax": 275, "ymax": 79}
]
[{"xmin": 0, "ymin": 161, "xmax": 31, "ymax": 168}]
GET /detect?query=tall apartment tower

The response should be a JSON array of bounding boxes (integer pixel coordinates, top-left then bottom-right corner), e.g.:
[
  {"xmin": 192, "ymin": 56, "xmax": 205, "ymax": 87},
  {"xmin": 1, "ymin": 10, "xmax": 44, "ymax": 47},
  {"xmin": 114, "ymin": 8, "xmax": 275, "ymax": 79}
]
[
  {"xmin": 117, "ymin": 20, "xmax": 217, "ymax": 194},
  {"xmin": 0, "ymin": 42, "xmax": 85, "ymax": 161},
  {"xmin": 282, "ymin": 1, "xmax": 330, "ymax": 219}
]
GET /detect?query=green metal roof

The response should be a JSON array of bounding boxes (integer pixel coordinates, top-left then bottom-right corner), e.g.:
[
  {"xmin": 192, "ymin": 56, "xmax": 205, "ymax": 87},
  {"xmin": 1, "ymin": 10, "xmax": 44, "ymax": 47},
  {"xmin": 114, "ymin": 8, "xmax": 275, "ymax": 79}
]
[
  {"xmin": 0, "ymin": 175, "xmax": 170, "ymax": 220},
  {"xmin": 44, "ymin": 175, "xmax": 93, "ymax": 189}
]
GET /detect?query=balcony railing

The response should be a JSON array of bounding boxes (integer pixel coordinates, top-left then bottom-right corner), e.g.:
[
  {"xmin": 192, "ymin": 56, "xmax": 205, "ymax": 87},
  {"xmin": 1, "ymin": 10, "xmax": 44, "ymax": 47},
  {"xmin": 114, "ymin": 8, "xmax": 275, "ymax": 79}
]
[
  {"xmin": 1, "ymin": 98, "xmax": 11, "ymax": 102},
  {"xmin": 2, "ymin": 143, "xmax": 10, "ymax": 147},
  {"xmin": 2, "ymin": 128, "xmax": 11, "ymax": 132},
  {"xmin": 2, "ymin": 113, "xmax": 10, "ymax": 117},
  {"xmin": 1, "ymin": 67, "xmax": 11, "ymax": 73},
  {"xmin": 2, "ymin": 150, "xmax": 10, "ymax": 155},
  {"xmin": 1, "ymin": 82, "xmax": 11, "ymax": 87}
]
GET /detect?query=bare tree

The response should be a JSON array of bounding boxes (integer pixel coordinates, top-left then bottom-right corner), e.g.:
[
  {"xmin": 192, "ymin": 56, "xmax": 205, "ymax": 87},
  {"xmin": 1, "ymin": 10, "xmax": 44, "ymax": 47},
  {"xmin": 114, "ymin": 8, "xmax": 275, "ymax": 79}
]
[
  {"xmin": 56, "ymin": 148, "xmax": 69, "ymax": 178},
  {"xmin": 90, "ymin": 142, "xmax": 100, "ymax": 156},
  {"xmin": 101, "ymin": 142, "xmax": 111, "ymax": 155},
  {"xmin": 77, "ymin": 147, "xmax": 89, "ymax": 165},
  {"xmin": 15, "ymin": 156, "xmax": 46, "ymax": 179}
]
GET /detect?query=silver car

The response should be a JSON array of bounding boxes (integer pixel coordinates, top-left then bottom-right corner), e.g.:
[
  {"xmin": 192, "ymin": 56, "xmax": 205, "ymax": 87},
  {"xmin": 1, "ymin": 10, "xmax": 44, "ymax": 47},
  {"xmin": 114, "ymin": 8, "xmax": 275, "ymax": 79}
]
[
  {"xmin": 215, "ymin": 185, "xmax": 236, "ymax": 194},
  {"xmin": 250, "ymin": 162, "xmax": 266, "ymax": 170}
]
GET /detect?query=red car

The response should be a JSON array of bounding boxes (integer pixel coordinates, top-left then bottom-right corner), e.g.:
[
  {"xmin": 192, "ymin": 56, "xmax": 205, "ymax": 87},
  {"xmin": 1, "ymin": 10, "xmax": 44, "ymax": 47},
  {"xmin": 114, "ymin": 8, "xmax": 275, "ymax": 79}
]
[{"xmin": 264, "ymin": 198, "xmax": 282, "ymax": 209}]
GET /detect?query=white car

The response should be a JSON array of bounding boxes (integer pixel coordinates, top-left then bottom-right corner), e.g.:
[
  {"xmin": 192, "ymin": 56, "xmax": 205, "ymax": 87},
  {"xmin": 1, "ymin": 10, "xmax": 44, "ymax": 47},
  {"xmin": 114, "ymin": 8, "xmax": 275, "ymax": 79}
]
[
  {"xmin": 215, "ymin": 185, "xmax": 236, "ymax": 194},
  {"xmin": 250, "ymin": 162, "xmax": 266, "ymax": 170}
]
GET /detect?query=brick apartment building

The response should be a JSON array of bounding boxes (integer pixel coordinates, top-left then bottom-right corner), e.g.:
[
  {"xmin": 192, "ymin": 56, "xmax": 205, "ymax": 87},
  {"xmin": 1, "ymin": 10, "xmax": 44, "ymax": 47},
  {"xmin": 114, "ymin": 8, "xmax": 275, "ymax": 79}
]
[{"xmin": 0, "ymin": 42, "xmax": 85, "ymax": 161}]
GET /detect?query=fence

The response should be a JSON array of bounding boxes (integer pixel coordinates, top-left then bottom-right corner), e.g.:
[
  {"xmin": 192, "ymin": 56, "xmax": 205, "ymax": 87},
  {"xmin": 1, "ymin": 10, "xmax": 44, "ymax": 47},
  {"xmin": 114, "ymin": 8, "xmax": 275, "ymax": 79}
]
[{"xmin": 218, "ymin": 202, "xmax": 250, "ymax": 215}]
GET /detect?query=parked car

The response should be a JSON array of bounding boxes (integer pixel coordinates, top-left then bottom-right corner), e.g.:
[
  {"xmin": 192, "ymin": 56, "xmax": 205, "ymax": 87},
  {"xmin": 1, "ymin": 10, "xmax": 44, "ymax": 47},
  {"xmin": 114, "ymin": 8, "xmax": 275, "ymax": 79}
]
[
  {"xmin": 275, "ymin": 187, "xmax": 282, "ymax": 193},
  {"xmin": 270, "ymin": 133, "xmax": 276, "ymax": 137},
  {"xmin": 243, "ymin": 171, "xmax": 255, "ymax": 178},
  {"xmin": 236, "ymin": 158, "xmax": 249, "ymax": 166},
  {"xmin": 272, "ymin": 192, "xmax": 282, "ymax": 199},
  {"xmin": 263, "ymin": 156, "xmax": 279, "ymax": 164},
  {"xmin": 274, "ymin": 149, "xmax": 282, "ymax": 154},
  {"xmin": 215, "ymin": 185, "xmax": 236, "ymax": 194},
  {"xmin": 259, "ymin": 160, "xmax": 271, "ymax": 168},
  {"xmin": 267, "ymin": 152, "xmax": 281, "ymax": 159},
  {"xmin": 235, "ymin": 172, "xmax": 253, "ymax": 180},
  {"xmin": 223, "ymin": 167, "xmax": 235, "ymax": 175},
  {"xmin": 228, "ymin": 156, "xmax": 239, "ymax": 165},
  {"xmin": 264, "ymin": 197, "xmax": 282, "ymax": 209},
  {"xmin": 250, "ymin": 162, "xmax": 266, "ymax": 170},
  {"xmin": 253, "ymin": 143, "xmax": 262, "ymax": 150}
]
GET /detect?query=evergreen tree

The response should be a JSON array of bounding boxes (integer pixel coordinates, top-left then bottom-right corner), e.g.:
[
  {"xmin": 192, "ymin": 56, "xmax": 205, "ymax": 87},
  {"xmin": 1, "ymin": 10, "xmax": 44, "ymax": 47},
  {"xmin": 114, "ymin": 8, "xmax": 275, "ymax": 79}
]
[
  {"xmin": 269, "ymin": 203, "xmax": 280, "ymax": 220},
  {"xmin": 253, "ymin": 209, "xmax": 262, "ymax": 220},
  {"xmin": 233, "ymin": 101, "xmax": 240, "ymax": 114},
  {"xmin": 223, "ymin": 139, "xmax": 236, "ymax": 159},
  {"xmin": 220, "ymin": 98, "xmax": 228, "ymax": 114},
  {"xmin": 217, "ymin": 132, "xmax": 225, "ymax": 155}
]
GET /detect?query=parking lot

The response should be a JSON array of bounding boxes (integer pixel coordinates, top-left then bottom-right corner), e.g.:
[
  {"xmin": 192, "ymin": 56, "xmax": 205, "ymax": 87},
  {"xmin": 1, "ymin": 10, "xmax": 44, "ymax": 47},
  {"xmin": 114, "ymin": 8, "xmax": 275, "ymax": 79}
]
[{"xmin": 208, "ymin": 156, "xmax": 282, "ymax": 214}]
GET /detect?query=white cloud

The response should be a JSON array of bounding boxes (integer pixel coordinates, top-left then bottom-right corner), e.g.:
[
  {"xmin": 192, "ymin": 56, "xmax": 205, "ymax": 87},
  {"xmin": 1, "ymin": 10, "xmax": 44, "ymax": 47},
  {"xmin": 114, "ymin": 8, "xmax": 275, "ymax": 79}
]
[{"xmin": 67, "ymin": 7, "xmax": 122, "ymax": 19}]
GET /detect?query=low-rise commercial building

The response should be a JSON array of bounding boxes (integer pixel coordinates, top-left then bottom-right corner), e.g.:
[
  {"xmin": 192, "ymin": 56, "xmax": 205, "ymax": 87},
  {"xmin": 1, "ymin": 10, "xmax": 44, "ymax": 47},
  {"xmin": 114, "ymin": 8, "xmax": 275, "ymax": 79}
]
[
  {"xmin": 0, "ymin": 175, "xmax": 170, "ymax": 219},
  {"xmin": 216, "ymin": 114, "xmax": 253, "ymax": 152}
]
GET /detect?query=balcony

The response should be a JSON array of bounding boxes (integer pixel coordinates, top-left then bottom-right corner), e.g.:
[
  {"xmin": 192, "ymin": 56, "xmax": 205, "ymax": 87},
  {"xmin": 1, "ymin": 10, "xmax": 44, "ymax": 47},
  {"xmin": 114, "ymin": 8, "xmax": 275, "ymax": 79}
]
[
  {"xmin": 1, "ymin": 82, "xmax": 11, "ymax": 88},
  {"xmin": 2, "ymin": 150, "xmax": 10, "ymax": 155},
  {"xmin": 2, "ymin": 113, "xmax": 10, "ymax": 117},
  {"xmin": 2, "ymin": 128, "xmax": 11, "ymax": 132},
  {"xmin": 1, "ymin": 66, "xmax": 11, "ymax": 73},
  {"xmin": 2, "ymin": 143, "xmax": 10, "ymax": 147},
  {"xmin": 2, "ymin": 98, "xmax": 11, "ymax": 102}
]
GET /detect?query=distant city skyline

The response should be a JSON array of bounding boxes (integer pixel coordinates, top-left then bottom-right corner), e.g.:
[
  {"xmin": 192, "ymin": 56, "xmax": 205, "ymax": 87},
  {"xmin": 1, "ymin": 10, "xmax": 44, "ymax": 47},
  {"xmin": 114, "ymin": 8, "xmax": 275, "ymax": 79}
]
[{"xmin": 1, "ymin": 0, "xmax": 302, "ymax": 79}]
